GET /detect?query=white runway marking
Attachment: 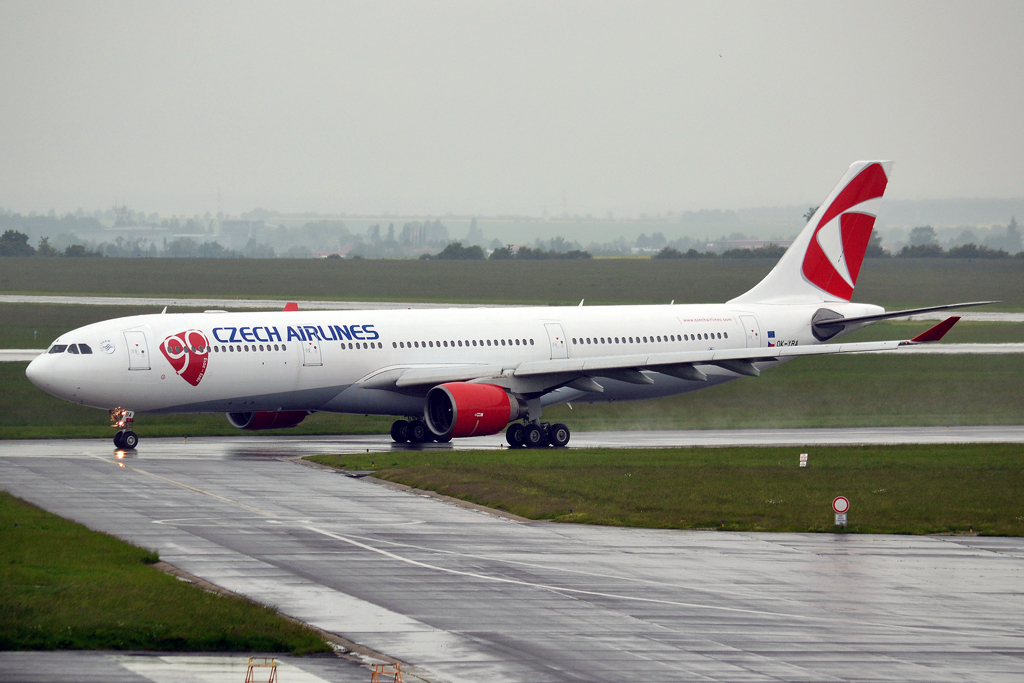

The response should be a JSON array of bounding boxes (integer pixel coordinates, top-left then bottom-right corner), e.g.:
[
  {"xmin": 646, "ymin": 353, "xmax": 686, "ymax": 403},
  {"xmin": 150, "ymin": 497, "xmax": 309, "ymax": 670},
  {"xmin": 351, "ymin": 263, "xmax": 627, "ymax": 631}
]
[
  {"xmin": 0, "ymin": 293, "xmax": 503, "ymax": 310},
  {"xmin": 3, "ymin": 293, "xmax": 1023, "ymax": 320}
]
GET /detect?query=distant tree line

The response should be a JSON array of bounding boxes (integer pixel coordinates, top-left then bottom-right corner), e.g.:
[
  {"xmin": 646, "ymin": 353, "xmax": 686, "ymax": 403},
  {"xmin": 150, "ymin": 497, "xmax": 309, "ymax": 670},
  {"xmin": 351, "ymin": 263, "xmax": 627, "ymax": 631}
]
[
  {"xmin": 895, "ymin": 224, "xmax": 1023, "ymax": 258},
  {"xmin": 419, "ymin": 242, "xmax": 593, "ymax": 260},
  {"xmin": 653, "ymin": 244, "xmax": 788, "ymax": 259},
  {"xmin": 0, "ymin": 231, "xmax": 101, "ymax": 257}
]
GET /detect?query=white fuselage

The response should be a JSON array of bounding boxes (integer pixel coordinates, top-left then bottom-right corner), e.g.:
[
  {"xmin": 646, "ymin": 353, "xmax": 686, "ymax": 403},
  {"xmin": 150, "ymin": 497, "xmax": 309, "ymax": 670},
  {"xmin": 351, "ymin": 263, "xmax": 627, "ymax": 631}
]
[{"xmin": 26, "ymin": 300, "xmax": 882, "ymax": 417}]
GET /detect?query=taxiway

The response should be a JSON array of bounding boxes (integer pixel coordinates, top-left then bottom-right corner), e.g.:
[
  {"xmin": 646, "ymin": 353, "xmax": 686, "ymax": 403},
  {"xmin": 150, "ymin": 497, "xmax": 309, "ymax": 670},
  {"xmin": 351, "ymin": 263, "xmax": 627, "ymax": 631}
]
[{"xmin": 2, "ymin": 434, "xmax": 1023, "ymax": 682}]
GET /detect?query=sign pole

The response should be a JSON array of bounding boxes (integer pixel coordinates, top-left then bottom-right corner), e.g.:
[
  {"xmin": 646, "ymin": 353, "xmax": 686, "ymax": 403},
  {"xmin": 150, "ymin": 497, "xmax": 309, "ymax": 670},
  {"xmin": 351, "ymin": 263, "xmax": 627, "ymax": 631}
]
[{"xmin": 832, "ymin": 496, "xmax": 850, "ymax": 527}]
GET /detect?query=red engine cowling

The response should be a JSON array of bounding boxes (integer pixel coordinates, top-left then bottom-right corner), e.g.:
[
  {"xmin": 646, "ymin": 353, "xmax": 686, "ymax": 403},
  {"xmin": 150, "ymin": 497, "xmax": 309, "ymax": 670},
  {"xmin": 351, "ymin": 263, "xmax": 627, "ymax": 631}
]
[
  {"xmin": 425, "ymin": 383, "xmax": 525, "ymax": 439},
  {"xmin": 226, "ymin": 411, "xmax": 309, "ymax": 430}
]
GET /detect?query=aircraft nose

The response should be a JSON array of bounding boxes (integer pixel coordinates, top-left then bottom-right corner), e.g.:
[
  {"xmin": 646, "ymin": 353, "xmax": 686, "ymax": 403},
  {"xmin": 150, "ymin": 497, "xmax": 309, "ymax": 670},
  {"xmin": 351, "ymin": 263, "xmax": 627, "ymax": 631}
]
[{"xmin": 25, "ymin": 353, "xmax": 50, "ymax": 389}]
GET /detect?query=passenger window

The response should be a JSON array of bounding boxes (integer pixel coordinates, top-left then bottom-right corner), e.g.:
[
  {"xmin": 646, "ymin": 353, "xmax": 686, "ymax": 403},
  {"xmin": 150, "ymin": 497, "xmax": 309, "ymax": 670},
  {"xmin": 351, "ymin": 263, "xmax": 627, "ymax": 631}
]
[
  {"xmin": 642, "ymin": 336, "xmax": 647, "ymax": 343},
  {"xmin": 515, "ymin": 339, "xmax": 521, "ymax": 345},
  {"xmin": 530, "ymin": 339, "xmax": 534, "ymax": 345},
  {"xmin": 281, "ymin": 344, "xmax": 287, "ymax": 351},
  {"xmin": 724, "ymin": 332, "xmax": 728, "ymax": 339},
  {"xmin": 500, "ymin": 339, "xmax": 505, "ymax": 346}
]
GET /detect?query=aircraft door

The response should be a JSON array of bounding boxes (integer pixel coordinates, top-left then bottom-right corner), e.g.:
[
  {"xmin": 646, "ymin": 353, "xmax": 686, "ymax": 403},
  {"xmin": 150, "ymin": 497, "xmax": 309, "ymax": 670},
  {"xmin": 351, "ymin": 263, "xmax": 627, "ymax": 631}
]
[
  {"xmin": 302, "ymin": 338, "xmax": 323, "ymax": 366},
  {"xmin": 123, "ymin": 330, "xmax": 151, "ymax": 370},
  {"xmin": 740, "ymin": 315, "xmax": 761, "ymax": 348},
  {"xmin": 544, "ymin": 323, "xmax": 568, "ymax": 359}
]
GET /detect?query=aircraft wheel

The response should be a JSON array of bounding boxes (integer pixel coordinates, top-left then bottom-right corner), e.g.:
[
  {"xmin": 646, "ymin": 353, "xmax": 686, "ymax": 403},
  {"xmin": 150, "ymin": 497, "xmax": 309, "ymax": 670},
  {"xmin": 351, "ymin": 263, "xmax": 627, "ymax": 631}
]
[
  {"xmin": 122, "ymin": 431, "xmax": 139, "ymax": 450},
  {"xmin": 506, "ymin": 423, "xmax": 525, "ymax": 448},
  {"xmin": 549, "ymin": 423, "xmax": 570, "ymax": 448},
  {"xmin": 523, "ymin": 424, "xmax": 544, "ymax": 448},
  {"xmin": 113, "ymin": 431, "xmax": 125, "ymax": 449},
  {"xmin": 408, "ymin": 420, "xmax": 429, "ymax": 443},
  {"xmin": 390, "ymin": 419, "xmax": 409, "ymax": 443}
]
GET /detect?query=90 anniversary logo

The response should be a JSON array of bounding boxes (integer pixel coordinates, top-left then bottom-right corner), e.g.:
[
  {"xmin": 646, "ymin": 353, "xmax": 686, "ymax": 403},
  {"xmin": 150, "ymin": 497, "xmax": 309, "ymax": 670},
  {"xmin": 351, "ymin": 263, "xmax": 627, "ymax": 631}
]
[{"xmin": 159, "ymin": 330, "xmax": 210, "ymax": 386}]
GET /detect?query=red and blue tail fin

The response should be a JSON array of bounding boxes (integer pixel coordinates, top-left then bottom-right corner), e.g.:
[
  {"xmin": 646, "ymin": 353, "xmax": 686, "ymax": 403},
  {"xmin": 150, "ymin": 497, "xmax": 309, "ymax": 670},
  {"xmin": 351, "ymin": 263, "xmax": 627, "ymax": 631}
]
[{"xmin": 731, "ymin": 161, "xmax": 892, "ymax": 304}]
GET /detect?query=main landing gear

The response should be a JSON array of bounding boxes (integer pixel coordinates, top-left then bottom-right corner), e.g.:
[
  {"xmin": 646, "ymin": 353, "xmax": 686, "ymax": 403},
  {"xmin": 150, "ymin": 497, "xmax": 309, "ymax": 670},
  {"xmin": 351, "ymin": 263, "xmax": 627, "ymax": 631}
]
[
  {"xmin": 505, "ymin": 422, "xmax": 570, "ymax": 449},
  {"xmin": 110, "ymin": 407, "xmax": 139, "ymax": 450},
  {"xmin": 390, "ymin": 418, "xmax": 451, "ymax": 444}
]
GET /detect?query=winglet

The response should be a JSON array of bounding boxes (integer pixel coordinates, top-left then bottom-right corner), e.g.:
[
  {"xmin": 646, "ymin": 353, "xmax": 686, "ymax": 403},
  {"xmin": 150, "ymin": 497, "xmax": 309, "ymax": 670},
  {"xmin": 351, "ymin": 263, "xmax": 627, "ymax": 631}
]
[
  {"xmin": 910, "ymin": 316, "xmax": 960, "ymax": 343},
  {"xmin": 283, "ymin": 302, "xmax": 299, "ymax": 312}
]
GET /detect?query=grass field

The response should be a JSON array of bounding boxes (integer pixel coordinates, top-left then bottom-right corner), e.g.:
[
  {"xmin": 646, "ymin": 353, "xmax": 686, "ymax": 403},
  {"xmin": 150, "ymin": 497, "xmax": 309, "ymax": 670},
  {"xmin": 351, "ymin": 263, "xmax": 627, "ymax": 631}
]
[
  {"xmin": 2, "ymin": 256, "xmax": 1022, "ymax": 309},
  {"xmin": 0, "ymin": 491, "xmax": 330, "ymax": 653},
  {"xmin": 307, "ymin": 444, "xmax": 1024, "ymax": 535}
]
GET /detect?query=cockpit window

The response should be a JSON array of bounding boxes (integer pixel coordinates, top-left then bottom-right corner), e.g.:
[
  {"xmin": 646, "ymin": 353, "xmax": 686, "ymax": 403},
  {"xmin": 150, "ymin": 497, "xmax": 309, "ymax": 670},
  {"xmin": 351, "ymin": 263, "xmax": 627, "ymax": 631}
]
[
  {"xmin": 67, "ymin": 344, "xmax": 79, "ymax": 354},
  {"xmin": 49, "ymin": 345, "xmax": 68, "ymax": 354},
  {"xmin": 78, "ymin": 344, "xmax": 93, "ymax": 354}
]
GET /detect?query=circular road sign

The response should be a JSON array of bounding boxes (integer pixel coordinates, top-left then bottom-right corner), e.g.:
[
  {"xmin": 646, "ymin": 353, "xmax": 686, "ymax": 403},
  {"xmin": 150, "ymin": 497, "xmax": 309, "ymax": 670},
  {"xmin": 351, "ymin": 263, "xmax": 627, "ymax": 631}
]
[{"xmin": 832, "ymin": 496, "xmax": 850, "ymax": 514}]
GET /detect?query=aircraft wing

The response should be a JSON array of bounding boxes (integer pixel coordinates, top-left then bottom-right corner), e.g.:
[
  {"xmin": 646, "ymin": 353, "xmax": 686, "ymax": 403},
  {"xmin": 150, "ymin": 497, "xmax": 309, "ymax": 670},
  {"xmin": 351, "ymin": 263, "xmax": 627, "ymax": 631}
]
[{"xmin": 371, "ymin": 317, "xmax": 961, "ymax": 391}]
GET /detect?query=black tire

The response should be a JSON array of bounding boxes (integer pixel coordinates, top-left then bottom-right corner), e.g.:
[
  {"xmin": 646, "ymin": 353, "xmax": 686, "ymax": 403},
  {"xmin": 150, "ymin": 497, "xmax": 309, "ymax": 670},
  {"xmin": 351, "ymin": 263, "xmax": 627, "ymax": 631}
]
[
  {"xmin": 549, "ymin": 423, "xmax": 570, "ymax": 448},
  {"xmin": 523, "ymin": 424, "xmax": 544, "ymax": 448},
  {"xmin": 390, "ymin": 419, "xmax": 409, "ymax": 442},
  {"xmin": 113, "ymin": 431, "xmax": 124, "ymax": 449},
  {"xmin": 409, "ymin": 420, "xmax": 429, "ymax": 443},
  {"xmin": 506, "ymin": 423, "xmax": 524, "ymax": 448},
  {"xmin": 122, "ymin": 431, "xmax": 138, "ymax": 449}
]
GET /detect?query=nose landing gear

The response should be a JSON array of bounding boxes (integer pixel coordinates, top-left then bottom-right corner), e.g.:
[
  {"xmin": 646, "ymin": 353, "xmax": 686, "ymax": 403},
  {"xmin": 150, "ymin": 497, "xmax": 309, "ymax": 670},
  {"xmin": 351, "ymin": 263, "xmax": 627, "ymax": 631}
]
[{"xmin": 110, "ymin": 408, "xmax": 139, "ymax": 450}]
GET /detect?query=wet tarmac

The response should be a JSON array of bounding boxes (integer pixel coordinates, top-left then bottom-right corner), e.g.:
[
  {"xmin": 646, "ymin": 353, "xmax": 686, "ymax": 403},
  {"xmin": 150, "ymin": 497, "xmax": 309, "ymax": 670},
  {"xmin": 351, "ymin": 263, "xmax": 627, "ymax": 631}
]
[
  {"xmin": 2, "ymin": 434, "xmax": 1024, "ymax": 682},
  {"xmin": 2, "ymin": 426, "xmax": 1023, "ymax": 463}
]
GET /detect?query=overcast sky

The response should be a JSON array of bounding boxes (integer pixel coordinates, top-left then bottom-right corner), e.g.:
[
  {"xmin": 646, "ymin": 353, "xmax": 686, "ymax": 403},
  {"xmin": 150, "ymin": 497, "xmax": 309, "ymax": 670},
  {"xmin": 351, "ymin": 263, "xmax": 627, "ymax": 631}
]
[{"xmin": 1, "ymin": 1, "xmax": 1022, "ymax": 216}]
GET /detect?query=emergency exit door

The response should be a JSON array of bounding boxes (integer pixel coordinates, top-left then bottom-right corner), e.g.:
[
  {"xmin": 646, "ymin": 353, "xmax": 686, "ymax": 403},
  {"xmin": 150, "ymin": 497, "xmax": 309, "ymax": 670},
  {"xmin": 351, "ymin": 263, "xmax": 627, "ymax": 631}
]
[
  {"xmin": 302, "ymin": 339, "xmax": 323, "ymax": 366},
  {"xmin": 544, "ymin": 323, "xmax": 568, "ymax": 359},
  {"xmin": 740, "ymin": 315, "xmax": 761, "ymax": 348},
  {"xmin": 123, "ymin": 330, "xmax": 150, "ymax": 370}
]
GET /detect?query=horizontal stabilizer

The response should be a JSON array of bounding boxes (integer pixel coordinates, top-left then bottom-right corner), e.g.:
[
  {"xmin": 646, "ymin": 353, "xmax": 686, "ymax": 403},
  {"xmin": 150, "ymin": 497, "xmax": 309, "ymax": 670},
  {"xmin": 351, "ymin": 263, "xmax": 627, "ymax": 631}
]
[{"xmin": 812, "ymin": 300, "xmax": 996, "ymax": 340}]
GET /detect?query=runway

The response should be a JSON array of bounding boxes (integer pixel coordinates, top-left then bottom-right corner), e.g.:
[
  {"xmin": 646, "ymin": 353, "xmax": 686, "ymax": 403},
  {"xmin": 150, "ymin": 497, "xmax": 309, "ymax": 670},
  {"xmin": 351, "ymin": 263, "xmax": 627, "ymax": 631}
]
[
  {"xmin": 2, "ymin": 426, "xmax": 1024, "ymax": 462},
  {"xmin": 0, "ymin": 293, "xmax": 498, "ymax": 310},
  {"xmin": 2, "ymin": 294, "xmax": 1023, "ymax": 321},
  {"xmin": 2, "ymin": 433, "xmax": 1024, "ymax": 682}
]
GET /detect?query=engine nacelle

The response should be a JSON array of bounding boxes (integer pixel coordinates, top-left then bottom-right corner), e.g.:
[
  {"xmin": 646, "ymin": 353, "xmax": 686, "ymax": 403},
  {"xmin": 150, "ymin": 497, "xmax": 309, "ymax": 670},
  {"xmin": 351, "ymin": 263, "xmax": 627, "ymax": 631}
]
[
  {"xmin": 226, "ymin": 410, "xmax": 309, "ymax": 430},
  {"xmin": 425, "ymin": 383, "xmax": 525, "ymax": 438}
]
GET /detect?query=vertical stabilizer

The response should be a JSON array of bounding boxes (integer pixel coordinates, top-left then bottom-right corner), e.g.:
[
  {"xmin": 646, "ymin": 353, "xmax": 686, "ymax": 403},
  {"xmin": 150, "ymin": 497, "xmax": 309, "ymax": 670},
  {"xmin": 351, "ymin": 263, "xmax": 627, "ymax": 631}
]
[{"xmin": 730, "ymin": 161, "xmax": 892, "ymax": 304}]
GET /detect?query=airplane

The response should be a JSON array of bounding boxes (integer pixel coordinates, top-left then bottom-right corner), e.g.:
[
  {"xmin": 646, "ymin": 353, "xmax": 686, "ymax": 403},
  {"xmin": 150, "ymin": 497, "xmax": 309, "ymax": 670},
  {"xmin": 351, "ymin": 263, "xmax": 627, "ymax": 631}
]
[{"xmin": 26, "ymin": 161, "xmax": 990, "ymax": 450}]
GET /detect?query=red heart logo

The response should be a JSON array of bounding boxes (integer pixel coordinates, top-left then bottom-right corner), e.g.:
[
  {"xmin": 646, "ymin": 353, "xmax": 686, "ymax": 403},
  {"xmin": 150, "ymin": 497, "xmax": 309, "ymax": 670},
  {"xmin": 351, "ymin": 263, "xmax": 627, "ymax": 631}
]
[{"xmin": 159, "ymin": 330, "xmax": 210, "ymax": 386}]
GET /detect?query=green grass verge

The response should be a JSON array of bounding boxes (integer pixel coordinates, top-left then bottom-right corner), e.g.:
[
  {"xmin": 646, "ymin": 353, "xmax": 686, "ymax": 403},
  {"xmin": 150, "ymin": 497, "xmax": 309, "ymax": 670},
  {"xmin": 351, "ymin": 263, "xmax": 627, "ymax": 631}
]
[
  {"xmin": 4, "ymin": 350, "xmax": 1022, "ymax": 438},
  {"xmin": 2, "ymin": 257, "xmax": 1022, "ymax": 309},
  {"xmin": 307, "ymin": 444, "xmax": 1024, "ymax": 535},
  {"xmin": 0, "ymin": 492, "xmax": 330, "ymax": 652}
]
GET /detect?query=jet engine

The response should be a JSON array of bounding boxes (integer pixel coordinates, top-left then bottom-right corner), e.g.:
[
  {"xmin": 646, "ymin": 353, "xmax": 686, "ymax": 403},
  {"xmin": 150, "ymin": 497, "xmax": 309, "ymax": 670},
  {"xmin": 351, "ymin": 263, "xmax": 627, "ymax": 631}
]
[
  {"xmin": 424, "ymin": 383, "xmax": 526, "ymax": 439},
  {"xmin": 226, "ymin": 410, "xmax": 309, "ymax": 430}
]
